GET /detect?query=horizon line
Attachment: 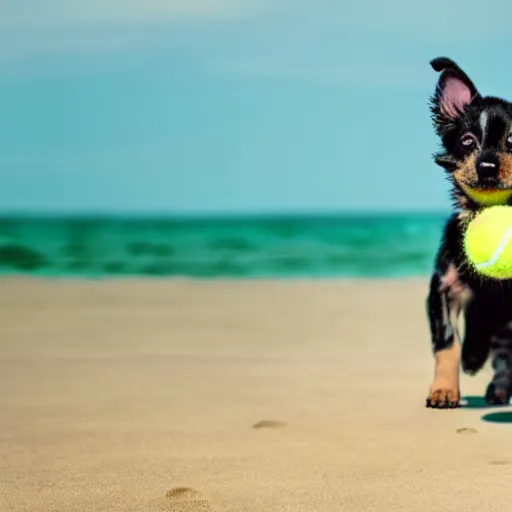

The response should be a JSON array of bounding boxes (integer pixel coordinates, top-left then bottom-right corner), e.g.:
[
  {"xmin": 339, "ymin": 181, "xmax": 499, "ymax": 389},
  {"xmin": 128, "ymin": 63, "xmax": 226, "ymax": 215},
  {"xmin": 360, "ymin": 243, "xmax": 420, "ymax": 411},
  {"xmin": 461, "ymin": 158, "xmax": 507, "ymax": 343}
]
[{"xmin": 0, "ymin": 208, "xmax": 452, "ymax": 220}]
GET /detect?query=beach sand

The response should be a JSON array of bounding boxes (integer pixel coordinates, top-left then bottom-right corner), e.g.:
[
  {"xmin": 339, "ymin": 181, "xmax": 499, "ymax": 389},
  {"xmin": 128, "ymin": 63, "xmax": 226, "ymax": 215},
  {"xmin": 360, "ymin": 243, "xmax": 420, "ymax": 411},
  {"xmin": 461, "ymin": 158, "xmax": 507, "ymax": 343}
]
[{"xmin": 2, "ymin": 277, "xmax": 512, "ymax": 512}]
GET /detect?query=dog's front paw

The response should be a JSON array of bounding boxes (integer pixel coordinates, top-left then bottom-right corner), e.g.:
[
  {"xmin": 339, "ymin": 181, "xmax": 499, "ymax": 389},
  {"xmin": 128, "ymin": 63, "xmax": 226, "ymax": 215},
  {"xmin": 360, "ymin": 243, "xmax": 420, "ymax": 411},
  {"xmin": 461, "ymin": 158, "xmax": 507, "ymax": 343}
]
[
  {"xmin": 426, "ymin": 380, "xmax": 460, "ymax": 409},
  {"xmin": 485, "ymin": 382, "xmax": 511, "ymax": 406}
]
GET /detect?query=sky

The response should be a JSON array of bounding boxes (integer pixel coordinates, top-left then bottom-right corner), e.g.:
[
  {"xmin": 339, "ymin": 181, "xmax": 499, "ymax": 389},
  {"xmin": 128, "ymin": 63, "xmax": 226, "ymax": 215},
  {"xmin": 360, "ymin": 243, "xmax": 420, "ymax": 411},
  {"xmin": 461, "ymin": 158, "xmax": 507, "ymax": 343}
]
[{"xmin": 0, "ymin": 0, "xmax": 511, "ymax": 215}]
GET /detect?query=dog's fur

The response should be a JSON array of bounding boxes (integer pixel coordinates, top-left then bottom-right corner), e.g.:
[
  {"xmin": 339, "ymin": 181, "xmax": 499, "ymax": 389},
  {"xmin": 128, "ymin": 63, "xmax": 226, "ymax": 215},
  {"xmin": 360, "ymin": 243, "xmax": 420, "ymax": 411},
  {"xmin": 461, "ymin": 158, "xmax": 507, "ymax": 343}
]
[{"xmin": 426, "ymin": 57, "xmax": 512, "ymax": 408}]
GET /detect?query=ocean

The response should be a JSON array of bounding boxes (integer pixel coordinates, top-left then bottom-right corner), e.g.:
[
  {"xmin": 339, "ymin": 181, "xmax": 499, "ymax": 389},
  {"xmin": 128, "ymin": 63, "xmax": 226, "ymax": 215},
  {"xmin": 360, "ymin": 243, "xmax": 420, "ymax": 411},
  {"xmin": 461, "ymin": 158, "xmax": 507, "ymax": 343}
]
[{"xmin": 0, "ymin": 213, "xmax": 449, "ymax": 279}]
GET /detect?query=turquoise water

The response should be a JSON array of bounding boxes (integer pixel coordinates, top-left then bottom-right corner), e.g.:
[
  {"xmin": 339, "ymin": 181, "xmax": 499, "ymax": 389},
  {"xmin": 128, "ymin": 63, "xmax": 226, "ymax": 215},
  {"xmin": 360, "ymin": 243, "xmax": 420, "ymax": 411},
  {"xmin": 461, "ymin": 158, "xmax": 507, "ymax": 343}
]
[{"xmin": 0, "ymin": 213, "xmax": 449, "ymax": 278}]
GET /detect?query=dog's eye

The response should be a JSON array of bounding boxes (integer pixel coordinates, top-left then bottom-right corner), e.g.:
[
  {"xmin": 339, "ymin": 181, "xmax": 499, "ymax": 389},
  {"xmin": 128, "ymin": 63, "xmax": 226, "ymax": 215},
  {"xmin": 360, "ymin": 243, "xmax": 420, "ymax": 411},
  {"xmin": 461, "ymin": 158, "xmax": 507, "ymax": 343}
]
[
  {"xmin": 507, "ymin": 133, "xmax": 512, "ymax": 148},
  {"xmin": 461, "ymin": 133, "xmax": 477, "ymax": 147}
]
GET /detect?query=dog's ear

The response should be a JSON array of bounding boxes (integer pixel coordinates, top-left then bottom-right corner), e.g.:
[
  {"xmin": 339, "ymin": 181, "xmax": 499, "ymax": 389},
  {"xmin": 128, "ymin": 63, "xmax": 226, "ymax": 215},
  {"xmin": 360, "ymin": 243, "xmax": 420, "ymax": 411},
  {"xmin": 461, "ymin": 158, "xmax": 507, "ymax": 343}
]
[{"xmin": 429, "ymin": 57, "xmax": 481, "ymax": 133}]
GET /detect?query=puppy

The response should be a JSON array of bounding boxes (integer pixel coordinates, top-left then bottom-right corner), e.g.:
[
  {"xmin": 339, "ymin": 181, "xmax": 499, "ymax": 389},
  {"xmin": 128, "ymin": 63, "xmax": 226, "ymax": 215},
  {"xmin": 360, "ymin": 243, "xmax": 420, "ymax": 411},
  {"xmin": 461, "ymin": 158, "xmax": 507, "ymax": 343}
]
[{"xmin": 426, "ymin": 57, "xmax": 512, "ymax": 408}]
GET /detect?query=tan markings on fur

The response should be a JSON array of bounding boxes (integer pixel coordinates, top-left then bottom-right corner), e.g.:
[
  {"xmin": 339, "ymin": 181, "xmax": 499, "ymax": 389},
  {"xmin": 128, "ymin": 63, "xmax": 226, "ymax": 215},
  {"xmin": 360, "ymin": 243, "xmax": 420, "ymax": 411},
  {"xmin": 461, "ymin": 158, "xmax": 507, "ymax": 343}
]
[
  {"xmin": 439, "ymin": 263, "xmax": 458, "ymax": 290},
  {"xmin": 456, "ymin": 210, "xmax": 475, "ymax": 224},
  {"xmin": 428, "ymin": 342, "xmax": 461, "ymax": 404},
  {"xmin": 453, "ymin": 152, "xmax": 478, "ymax": 190},
  {"xmin": 454, "ymin": 190, "xmax": 472, "ymax": 209},
  {"xmin": 453, "ymin": 153, "xmax": 512, "ymax": 188},
  {"xmin": 453, "ymin": 153, "xmax": 512, "ymax": 207},
  {"xmin": 454, "ymin": 152, "xmax": 512, "ymax": 189},
  {"xmin": 427, "ymin": 264, "xmax": 472, "ymax": 405},
  {"xmin": 443, "ymin": 263, "xmax": 472, "ymax": 326},
  {"xmin": 439, "ymin": 263, "xmax": 466, "ymax": 299},
  {"xmin": 499, "ymin": 153, "xmax": 512, "ymax": 187}
]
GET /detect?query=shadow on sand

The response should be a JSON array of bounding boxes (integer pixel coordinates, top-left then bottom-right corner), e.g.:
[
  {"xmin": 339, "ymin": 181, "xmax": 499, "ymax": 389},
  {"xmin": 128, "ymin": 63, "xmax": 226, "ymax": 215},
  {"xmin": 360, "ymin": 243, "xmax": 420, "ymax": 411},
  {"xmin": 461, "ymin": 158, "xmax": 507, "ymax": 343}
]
[
  {"xmin": 460, "ymin": 395, "xmax": 489, "ymax": 409},
  {"xmin": 460, "ymin": 395, "xmax": 512, "ymax": 423},
  {"xmin": 481, "ymin": 411, "xmax": 512, "ymax": 423}
]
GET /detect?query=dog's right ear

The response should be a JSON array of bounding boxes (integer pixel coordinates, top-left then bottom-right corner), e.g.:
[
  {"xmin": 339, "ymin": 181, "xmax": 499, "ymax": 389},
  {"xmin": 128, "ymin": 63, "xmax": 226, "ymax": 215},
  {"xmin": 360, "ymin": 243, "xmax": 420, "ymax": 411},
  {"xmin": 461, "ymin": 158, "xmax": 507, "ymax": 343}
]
[{"xmin": 429, "ymin": 57, "xmax": 481, "ymax": 134}]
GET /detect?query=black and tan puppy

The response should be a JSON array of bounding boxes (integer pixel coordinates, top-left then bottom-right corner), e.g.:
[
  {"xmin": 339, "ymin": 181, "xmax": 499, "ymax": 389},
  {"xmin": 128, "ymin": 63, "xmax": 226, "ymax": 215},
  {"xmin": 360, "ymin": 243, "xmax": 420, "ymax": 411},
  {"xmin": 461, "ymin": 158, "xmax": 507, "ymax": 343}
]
[{"xmin": 426, "ymin": 57, "xmax": 512, "ymax": 409}]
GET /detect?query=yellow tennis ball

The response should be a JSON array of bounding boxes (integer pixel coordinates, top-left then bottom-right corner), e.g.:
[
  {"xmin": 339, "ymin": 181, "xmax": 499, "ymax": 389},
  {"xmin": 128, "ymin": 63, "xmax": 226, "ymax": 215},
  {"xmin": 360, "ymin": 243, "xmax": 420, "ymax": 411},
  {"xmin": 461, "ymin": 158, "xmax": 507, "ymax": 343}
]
[{"xmin": 464, "ymin": 205, "xmax": 512, "ymax": 279}]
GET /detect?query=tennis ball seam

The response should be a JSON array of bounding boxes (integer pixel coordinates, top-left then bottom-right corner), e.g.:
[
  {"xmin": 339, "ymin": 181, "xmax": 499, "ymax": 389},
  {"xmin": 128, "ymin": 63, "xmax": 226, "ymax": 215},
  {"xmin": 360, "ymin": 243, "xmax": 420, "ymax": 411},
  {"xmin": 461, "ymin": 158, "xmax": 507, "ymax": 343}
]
[{"xmin": 475, "ymin": 226, "xmax": 512, "ymax": 270}]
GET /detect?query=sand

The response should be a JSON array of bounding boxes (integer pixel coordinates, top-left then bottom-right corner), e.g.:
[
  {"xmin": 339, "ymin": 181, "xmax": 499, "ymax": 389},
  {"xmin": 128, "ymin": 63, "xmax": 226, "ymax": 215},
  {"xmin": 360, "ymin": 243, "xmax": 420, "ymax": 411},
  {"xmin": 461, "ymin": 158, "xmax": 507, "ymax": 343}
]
[{"xmin": 2, "ymin": 277, "xmax": 512, "ymax": 512}]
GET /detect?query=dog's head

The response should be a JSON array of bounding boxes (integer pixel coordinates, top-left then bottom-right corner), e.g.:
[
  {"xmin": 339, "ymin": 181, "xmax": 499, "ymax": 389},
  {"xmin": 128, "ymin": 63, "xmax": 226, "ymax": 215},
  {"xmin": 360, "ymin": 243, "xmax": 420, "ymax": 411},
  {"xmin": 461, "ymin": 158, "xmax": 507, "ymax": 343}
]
[{"xmin": 430, "ymin": 57, "xmax": 512, "ymax": 209}]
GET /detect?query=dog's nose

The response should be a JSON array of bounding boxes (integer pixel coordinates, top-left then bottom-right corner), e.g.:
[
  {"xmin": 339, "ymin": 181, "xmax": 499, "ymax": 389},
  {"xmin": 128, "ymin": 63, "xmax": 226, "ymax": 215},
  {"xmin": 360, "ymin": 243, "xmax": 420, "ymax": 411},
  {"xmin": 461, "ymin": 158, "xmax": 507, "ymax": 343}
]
[
  {"xmin": 479, "ymin": 161, "xmax": 496, "ymax": 175},
  {"xmin": 476, "ymin": 154, "xmax": 499, "ymax": 181}
]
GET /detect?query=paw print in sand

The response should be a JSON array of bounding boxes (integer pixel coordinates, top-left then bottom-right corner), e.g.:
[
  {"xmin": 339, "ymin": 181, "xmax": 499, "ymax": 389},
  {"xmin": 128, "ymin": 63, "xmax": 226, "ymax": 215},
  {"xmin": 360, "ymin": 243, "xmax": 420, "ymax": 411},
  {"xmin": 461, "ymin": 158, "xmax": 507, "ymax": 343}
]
[
  {"xmin": 140, "ymin": 487, "xmax": 213, "ymax": 512},
  {"xmin": 252, "ymin": 420, "xmax": 287, "ymax": 429}
]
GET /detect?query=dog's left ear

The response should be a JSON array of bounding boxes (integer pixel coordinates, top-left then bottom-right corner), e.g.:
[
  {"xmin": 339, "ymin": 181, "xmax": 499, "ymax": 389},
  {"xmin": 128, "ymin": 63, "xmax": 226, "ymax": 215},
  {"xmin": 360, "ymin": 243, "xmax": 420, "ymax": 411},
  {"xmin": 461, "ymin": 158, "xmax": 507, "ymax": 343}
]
[{"xmin": 430, "ymin": 57, "xmax": 481, "ymax": 133}]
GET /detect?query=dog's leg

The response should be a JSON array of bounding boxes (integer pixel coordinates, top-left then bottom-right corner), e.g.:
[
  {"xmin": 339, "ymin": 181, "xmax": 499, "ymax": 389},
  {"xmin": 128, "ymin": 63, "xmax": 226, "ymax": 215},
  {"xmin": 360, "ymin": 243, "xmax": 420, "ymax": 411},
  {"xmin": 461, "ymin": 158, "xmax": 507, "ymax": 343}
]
[
  {"xmin": 461, "ymin": 295, "xmax": 493, "ymax": 376},
  {"xmin": 486, "ymin": 322, "xmax": 512, "ymax": 405},
  {"xmin": 425, "ymin": 263, "xmax": 468, "ymax": 408}
]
